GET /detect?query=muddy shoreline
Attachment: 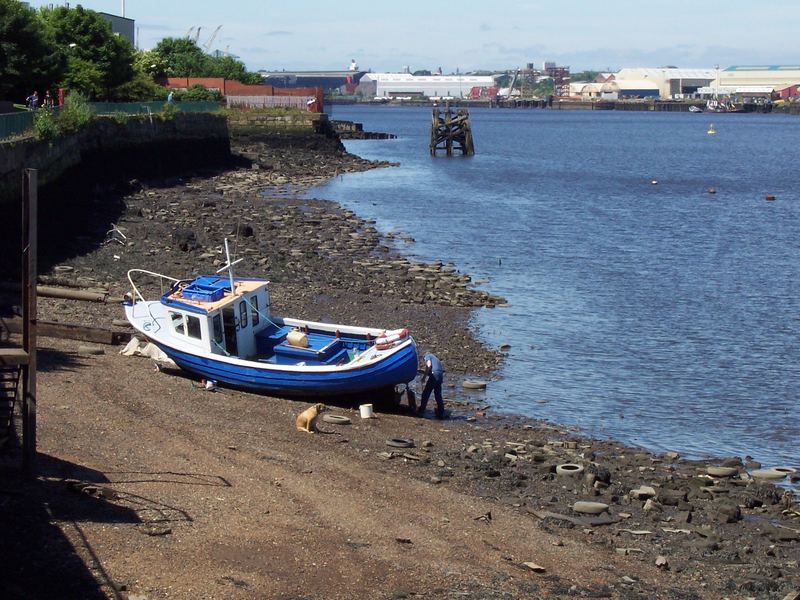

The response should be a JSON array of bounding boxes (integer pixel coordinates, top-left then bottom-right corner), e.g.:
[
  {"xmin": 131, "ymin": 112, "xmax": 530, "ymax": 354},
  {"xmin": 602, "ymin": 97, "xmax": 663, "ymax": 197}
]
[{"xmin": 2, "ymin": 131, "xmax": 798, "ymax": 599}]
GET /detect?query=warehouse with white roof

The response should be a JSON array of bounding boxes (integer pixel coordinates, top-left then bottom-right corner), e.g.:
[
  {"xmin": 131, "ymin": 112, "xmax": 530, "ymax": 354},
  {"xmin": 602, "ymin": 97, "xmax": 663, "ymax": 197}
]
[
  {"xmin": 718, "ymin": 65, "xmax": 800, "ymax": 88},
  {"xmin": 357, "ymin": 73, "xmax": 496, "ymax": 99},
  {"xmin": 612, "ymin": 68, "xmax": 716, "ymax": 98}
]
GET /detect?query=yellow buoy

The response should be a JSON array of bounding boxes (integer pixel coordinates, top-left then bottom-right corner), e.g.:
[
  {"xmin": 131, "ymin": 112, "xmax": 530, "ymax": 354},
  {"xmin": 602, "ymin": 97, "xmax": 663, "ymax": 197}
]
[{"xmin": 707, "ymin": 123, "xmax": 716, "ymax": 135}]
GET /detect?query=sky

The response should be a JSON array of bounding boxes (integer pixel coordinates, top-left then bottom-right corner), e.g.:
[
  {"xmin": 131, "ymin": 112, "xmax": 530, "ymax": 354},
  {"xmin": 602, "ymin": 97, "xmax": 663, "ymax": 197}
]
[{"xmin": 26, "ymin": 1, "xmax": 800, "ymax": 73}]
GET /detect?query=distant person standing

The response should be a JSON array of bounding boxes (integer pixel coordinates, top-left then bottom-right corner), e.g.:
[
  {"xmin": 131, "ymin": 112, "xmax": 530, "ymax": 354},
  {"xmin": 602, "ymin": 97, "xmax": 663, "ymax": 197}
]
[
  {"xmin": 418, "ymin": 352, "xmax": 445, "ymax": 419},
  {"xmin": 26, "ymin": 91, "xmax": 39, "ymax": 110},
  {"xmin": 43, "ymin": 91, "xmax": 53, "ymax": 108},
  {"xmin": 167, "ymin": 90, "xmax": 175, "ymax": 103}
]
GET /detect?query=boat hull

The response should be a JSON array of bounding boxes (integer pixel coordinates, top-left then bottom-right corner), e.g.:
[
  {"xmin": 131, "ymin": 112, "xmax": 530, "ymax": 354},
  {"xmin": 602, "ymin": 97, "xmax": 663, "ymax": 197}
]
[
  {"xmin": 153, "ymin": 337, "xmax": 418, "ymax": 396},
  {"xmin": 124, "ymin": 282, "xmax": 419, "ymax": 397}
]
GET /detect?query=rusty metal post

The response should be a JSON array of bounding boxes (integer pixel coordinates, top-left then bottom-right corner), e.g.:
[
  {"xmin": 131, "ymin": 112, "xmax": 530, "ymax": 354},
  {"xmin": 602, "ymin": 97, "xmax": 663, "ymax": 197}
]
[{"xmin": 21, "ymin": 169, "xmax": 37, "ymax": 475}]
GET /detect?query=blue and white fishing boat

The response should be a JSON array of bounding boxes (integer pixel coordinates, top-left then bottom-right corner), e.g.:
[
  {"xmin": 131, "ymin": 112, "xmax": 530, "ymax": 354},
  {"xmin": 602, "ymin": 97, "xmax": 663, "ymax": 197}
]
[{"xmin": 123, "ymin": 240, "xmax": 418, "ymax": 396}]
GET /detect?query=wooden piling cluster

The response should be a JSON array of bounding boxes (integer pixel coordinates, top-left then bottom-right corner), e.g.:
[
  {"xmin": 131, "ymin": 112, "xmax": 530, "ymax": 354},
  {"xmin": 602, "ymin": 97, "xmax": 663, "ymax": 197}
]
[{"xmin": 430, "ymin": 105, "xmax": 475, "ymax": 156}]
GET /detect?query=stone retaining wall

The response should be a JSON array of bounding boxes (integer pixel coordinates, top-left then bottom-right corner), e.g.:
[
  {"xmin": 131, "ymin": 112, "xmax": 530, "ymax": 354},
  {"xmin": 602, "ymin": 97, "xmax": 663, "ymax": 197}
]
[
  {"xmin": 0, "ymin": 112, "xmax": 230, "ymax": 206},
  {"xmin": 227, "ymin": 110, "xmax": 331, "ymax": 136}
]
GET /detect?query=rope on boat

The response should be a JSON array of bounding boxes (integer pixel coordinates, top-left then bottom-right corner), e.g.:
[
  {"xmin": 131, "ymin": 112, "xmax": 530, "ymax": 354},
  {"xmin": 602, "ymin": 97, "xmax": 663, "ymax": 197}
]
[
  {"xmin": 212, "ymin": 338, "xmax": 231, "ymax": 357},
  {"xmin": 242, "ymin": 296, "xmax": 282, "ymax": 331}
]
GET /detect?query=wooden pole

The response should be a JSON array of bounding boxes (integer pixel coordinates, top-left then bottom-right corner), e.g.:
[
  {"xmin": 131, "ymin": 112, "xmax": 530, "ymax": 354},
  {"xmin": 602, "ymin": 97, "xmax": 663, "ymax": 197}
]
[{"xmin": 22, "ymin": 168, "xmax": 37, "ymax": 476}]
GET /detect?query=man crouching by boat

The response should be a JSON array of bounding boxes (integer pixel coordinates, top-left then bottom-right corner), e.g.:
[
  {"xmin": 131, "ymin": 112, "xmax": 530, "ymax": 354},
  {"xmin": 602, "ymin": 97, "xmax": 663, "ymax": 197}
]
[{"xmin": 418, "ymin": 352, "xmax": 445, "ymax": 419}]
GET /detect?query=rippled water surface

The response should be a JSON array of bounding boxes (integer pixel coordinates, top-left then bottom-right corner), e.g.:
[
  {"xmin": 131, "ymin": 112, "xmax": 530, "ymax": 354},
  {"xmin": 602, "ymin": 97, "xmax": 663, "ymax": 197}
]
[{"xmin": 312, "ymin": 105, "xmax": 799, "ymax": 466}]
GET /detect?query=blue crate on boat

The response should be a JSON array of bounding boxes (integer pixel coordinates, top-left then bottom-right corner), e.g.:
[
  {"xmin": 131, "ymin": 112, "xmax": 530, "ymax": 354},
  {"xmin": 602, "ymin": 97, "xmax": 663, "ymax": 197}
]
[{"xmin": 181, "ymin": 277, "xmax": 229, "ymax": 302}]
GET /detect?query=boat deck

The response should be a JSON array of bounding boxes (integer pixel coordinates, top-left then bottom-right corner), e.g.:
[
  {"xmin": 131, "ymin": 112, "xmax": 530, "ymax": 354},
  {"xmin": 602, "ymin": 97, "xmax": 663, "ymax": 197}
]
[{"xmin": 254, "ymin": 325, "xmax": 371, "ymax": 366}]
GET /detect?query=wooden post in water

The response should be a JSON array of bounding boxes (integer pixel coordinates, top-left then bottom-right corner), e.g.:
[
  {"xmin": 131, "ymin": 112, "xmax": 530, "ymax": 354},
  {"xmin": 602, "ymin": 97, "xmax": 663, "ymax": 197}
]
[{"xmin": 430, "ymin": 104, "xmax": 475, "ymax": 156}]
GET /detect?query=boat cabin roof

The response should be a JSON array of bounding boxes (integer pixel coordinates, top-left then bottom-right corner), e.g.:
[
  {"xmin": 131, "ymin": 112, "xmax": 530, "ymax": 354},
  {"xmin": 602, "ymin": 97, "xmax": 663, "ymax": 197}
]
[{"xmin": 161, "ymin": 276, "xmax": 267, "ymax": 315}]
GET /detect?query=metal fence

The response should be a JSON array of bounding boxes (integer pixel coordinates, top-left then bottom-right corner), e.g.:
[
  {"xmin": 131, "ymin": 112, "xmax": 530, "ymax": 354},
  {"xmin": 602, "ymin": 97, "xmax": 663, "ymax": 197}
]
[
  {"xmin": 0, "ymin": 101, "xmax": 221, "ymax": 140},
  {"xmin": 0, "ymin": 111, "xmax": 34, "ymax": 140},
  {"xmin": 90, "ymin": 101, "xmax": 221, "ymax": 115},
  {"xmin": 225, "ymin": 95, "xmax": 314, "ymax": 110}
]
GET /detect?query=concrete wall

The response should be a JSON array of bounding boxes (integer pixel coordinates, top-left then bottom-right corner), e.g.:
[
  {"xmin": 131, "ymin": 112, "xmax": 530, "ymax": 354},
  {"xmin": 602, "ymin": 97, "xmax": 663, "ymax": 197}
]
[
  {"xmin": 0, "ymin": 112, "xmax": 230, "ymax": 206},
  {"xmin": 227, "ymin": 110, "xmax": 331, "ymax": 135}
]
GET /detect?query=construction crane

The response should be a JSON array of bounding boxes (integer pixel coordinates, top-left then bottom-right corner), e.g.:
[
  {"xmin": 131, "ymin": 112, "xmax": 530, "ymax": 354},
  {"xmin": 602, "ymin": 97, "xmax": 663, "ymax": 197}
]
[
  {"xmin": 498, "ymin": 69, "xmax": 520, "ymax": 99},
  {"xmin": 193, "ymin": 27, "xmax": 202, "ymax": 43},
  {"xmin": 203, "ymin": 25, "xmax": 222, "ymax": 52},
  {"xmin": 185, "ymin": 26, "xmax": 195, "ymax": 39}
]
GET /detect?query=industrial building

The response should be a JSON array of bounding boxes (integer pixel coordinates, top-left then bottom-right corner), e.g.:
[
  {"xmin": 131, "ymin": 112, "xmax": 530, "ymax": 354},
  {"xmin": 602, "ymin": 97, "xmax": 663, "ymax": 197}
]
[
  {"xmin": 568, "ymin": 81, "xmax": 622, "ymax": 100},
  {"xmin": 356, "ymin": 73, "xmax": 496, "ymax": 99},
  {"xmin": 98, "ymin": 12, "xmax": 135, "ymax": 46},
  {"xmin": 694, "ymin": 65, "xmax": 800, "ymax": 98},
  {"xmin": 611, "ymin": 68, "xmax": 716, "ymax": 99},
  {"xmin": 718, "ymin": 65, "xmax": 800, "ymax": 88},
  {"xmin": 259, "ymin": 71, "xmax": 367, "ymax": 93}
]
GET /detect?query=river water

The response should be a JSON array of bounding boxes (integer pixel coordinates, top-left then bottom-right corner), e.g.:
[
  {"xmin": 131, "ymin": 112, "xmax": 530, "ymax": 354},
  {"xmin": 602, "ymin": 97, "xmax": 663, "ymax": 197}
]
[{"xmin": 311, "ymin": 104, "xmax": 799, "ymax": 467}]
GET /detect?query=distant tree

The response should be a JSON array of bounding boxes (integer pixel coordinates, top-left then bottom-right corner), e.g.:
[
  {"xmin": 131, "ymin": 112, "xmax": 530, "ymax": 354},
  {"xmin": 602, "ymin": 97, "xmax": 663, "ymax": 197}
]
[
  {"xmin": 533, "ymin": 78, "xmax": 554, "ymax": 97},
  {"xmin": 570, "ymin": 70, "xmax": 601, "ymax": 83},
  {"xmin": 175, "ymin": 84, "xmax": 221, "ymax": 102},
  {"xmin": 41, "ymin": 5, "xmax": 134, "ymax": 99},
  {"xmin": 206, "ymin": 54, "xmax": 261, "ymax": 84},
  {"xmin": 495, "ymin": 74, "xmax": 511, "ymax": 88},
  {"xmin": 0, "ymin": 0, "xmax": 63, "ymax": 102},
  {"xmin": 134, "ymin": 48, "xmax": 168, "ymax": 80},
  {"xmin": 110, "ymin": 68, "xmax": 167, "ymax": 101},
  {"xmin": 153, "ymin": 37, "xmax": 209, "ymax": 77},
  {"xmin": 413, "ymin": 70, "xmax": 432, "ymax": 76},
  {"xmin": 60, "ymin": 55, "xmax": 104, "ymax": 99}
]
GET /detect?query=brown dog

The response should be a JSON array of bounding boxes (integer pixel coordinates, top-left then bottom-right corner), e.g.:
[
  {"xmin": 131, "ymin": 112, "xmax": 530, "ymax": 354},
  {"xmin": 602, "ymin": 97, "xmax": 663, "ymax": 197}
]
[{"xmin": 295, "ymin": 403, "xmax": 326, "ymax": 433}]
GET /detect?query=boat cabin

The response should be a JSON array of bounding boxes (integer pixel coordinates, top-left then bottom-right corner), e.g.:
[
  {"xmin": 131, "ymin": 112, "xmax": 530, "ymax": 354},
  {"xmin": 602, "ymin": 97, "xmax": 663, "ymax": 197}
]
[
  {"xmin": 161, "ymin": 276, "xmax": 269, "ymax": 359},
  {"xmin": 159, "ymin": 276, "xmax": 372, "ymax": 366}
]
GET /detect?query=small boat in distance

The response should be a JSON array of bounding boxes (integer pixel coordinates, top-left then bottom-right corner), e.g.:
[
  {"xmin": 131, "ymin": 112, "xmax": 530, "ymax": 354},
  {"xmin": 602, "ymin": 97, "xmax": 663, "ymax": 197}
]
[
  {"xmin": 708, "ymin": 123, "xmax": 716, "ymax": 135},
  {"xmin": 706, "ymin": 98, "xmax": 744, "ymax": 113},
  {"xmin": 688, "ymin": 105, "xmax": 703, "ymax": 113},
  {"xmin": 123, "ymin": 240, "xmax": 418, "ymax": 397}
]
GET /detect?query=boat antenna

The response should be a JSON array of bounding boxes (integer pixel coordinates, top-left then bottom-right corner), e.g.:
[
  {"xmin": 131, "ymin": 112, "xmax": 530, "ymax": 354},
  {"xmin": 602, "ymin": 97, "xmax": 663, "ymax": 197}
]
[{"xmin": 218, "ymin": 237, "xmax": 244, "ymax": 295}]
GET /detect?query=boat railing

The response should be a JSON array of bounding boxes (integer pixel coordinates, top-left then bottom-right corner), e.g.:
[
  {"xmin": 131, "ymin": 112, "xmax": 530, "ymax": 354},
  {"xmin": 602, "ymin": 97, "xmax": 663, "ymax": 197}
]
[
  {"xmin": 126, "ymin": 269, "xmax": 183, "ymax": 333},
  {"xmin": 127, "ymin": 269, "xmax": 182, "ymax": 303}
]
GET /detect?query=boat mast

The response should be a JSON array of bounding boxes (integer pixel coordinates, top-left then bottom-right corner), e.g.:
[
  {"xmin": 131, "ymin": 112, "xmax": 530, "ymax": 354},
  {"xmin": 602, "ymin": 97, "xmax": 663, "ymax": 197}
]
[{"xmin": 218, "ymin": 238, "xmax": 243, "ymax": 296}]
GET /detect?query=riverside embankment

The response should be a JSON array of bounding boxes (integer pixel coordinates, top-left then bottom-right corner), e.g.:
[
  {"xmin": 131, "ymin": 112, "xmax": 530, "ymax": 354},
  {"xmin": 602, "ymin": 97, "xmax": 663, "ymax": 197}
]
[{"xmin": 1, "ymin": 117, "xmax": 797, "ymax": 599}]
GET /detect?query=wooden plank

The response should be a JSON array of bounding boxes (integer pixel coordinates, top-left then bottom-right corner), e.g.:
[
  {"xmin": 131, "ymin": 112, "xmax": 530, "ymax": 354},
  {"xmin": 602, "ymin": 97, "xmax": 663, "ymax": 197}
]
[
  {"xmin": 0, "ymin": 348, "xmax": 29, "ymax": 366},
  {"xmin": 22, "ymin": 167, "xmax": 37, "ymax": 475},
  {"xmin": 1, "ymin": 317, "xmax": 125, "ymax": 345}
]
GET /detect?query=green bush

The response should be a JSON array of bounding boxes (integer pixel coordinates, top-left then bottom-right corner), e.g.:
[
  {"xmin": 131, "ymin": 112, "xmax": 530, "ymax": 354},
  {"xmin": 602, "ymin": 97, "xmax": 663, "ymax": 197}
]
[
  {"xmin": 58, "ymin": 92, "xmax": 95, "ymax": 133},
  {"xmin": 110, "ymin": 111, "xmax": 130, "ymax": 125},
  {"xmin": 33, "ymin": 109, "xmax": 61, "ymax": 140},
  {"xmin": 174, "ymin": 84, "xmax": 221, "ymax": 102},
  {"xmin": 160, "ymin": 101, "xmax": 180, "ymax": 120},
  {"xmin": 31, "ymin": 91, "xmax": 96, "ymax": 140}
]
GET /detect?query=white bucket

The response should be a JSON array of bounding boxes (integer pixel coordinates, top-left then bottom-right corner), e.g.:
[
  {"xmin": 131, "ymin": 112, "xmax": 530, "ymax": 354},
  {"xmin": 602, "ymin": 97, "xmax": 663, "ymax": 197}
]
[{"xmin": 359, "ymin": 403, "xmax": 375, "ymax": 419}]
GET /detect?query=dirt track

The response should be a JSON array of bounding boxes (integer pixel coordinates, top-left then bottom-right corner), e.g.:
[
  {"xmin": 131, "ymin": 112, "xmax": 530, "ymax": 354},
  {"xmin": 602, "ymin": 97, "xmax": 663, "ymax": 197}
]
[{"xmin": 1, "ymin": 131, "xmax": 798, "ymax": 599}]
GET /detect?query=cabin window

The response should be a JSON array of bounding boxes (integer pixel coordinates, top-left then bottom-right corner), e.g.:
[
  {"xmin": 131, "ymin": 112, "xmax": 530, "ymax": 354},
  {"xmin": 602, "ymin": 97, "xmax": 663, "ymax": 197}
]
[
  {"xmin": 250, "ymin": 296, "xmax": 260, "ymax": 326},
  {"xmin": 212, "ymin": 314, "xmax": 223, "ymax": 344},
  {"xmin": 186, "ymin": 315, "xmax": 202, "ymax": 339},
  {"xmin": 170, "ymin": 311, "xmax": 185, "ymax": 335},
  {"xmin": 239, "ymin": 301, "xmax": 248, "ymax": 328}
]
